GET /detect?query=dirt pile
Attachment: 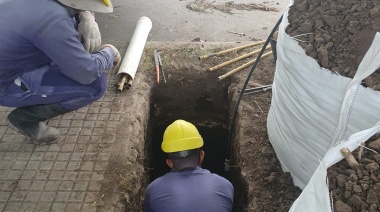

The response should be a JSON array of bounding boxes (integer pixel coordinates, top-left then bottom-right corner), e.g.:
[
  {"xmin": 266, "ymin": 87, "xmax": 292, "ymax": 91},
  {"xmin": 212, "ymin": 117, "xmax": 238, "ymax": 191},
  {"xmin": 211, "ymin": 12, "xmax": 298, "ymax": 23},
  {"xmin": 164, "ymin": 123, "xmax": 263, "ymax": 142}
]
[
  {"xmin": 285, "ymin": 0, "xmax": 380, "ymax": 210},
  {"xmin": 286, "ymin": 0, "xmax": 380, "ymax": 90},
  {"xmin": 328, "ymin": 136, "xmax": 380, "ymax": 212}
]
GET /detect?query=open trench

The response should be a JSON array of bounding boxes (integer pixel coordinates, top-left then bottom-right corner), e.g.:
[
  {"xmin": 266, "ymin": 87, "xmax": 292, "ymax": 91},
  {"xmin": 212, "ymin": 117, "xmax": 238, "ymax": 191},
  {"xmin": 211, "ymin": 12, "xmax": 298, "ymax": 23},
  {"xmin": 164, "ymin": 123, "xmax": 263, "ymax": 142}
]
[
  {"xmin": 112, "ymin": 42, "xmax": 302, "ymax": 211},
  {"xmin": 135, "ymin": 44, "xmax": 250, "ymax": 211}
]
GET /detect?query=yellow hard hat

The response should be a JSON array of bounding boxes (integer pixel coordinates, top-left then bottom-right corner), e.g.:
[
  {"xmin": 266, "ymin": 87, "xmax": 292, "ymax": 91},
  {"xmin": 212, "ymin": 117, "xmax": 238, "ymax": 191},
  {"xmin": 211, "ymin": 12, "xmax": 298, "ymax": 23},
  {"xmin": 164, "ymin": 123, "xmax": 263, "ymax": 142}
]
[
  {"xmin": 58, "ymin": 0, "xmax": 113, "ymax": 13},
  {"xmin": 161, "ymin": 120, "xmax": 204, "ymax": 153}
]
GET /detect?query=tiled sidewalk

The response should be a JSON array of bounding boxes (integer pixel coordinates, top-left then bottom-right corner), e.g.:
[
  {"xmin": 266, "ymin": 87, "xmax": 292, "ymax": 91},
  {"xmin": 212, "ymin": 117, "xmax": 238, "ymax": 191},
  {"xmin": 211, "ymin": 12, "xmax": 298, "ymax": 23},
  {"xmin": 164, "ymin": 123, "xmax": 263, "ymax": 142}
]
[{"xmin": 0, "ymin": 73, "xmax": 124, "ymax": 212}]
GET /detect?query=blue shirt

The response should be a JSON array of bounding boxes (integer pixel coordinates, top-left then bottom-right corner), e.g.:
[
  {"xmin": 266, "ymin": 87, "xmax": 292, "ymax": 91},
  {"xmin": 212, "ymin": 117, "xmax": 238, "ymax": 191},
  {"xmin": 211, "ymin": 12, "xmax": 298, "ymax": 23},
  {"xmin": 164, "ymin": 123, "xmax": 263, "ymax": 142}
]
[
  {"xmin": 0, "ymin": 0, "xmax": 115, "ymax": 95},
  {"xmin": 144, "ymin": 167, "xmax": 234, "ymax": 212}
]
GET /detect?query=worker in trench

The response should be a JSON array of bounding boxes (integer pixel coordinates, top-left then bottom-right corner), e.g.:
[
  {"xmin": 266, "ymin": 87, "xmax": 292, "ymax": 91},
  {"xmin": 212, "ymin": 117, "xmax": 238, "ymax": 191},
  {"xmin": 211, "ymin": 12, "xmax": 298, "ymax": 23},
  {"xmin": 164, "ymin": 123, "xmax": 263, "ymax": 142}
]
[
  {"xmin": 0, "ymin": 0, "xmax": 121, "ymax": 145},
  {"xmin": 144, "ymin": 119, "xmax": 234, "ymax": 212}
]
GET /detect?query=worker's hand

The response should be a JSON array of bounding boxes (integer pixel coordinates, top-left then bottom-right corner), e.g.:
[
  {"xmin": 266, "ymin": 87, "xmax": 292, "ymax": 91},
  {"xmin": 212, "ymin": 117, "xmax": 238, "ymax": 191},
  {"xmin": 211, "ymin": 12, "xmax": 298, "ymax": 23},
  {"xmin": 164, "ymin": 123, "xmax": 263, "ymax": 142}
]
[
  {"xmin": 100, "ymin": 44, "xmax": 121, "ymax": 68},
  {"xmin": 78, "ymin": 11, "xmax": 101, "ymax": 53}
]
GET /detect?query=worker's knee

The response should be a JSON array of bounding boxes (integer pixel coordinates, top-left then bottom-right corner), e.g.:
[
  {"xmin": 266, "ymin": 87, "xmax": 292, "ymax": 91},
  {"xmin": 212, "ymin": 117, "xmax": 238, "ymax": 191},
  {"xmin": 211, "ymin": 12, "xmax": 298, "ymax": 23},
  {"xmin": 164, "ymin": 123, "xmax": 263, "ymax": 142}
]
[
  {"xmin": 60, "ymin": 74, "xmax": 108, "ymax": 110},
  {"xmin": 91, "ymin": 73, "xmax": 108, "ymax": 100}
]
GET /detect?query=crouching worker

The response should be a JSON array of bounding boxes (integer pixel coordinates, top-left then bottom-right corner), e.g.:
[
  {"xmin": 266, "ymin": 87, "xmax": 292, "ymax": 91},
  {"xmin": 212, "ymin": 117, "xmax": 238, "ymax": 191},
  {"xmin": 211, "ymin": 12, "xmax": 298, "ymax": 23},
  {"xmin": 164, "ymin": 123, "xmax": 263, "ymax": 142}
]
[
  {"xmin": 144, "ymin": 119, "xmax": 234, "ymax": 212},
  {"xmin": 0, "ymin": 0, "xmax": 121, "ymax": 145}
]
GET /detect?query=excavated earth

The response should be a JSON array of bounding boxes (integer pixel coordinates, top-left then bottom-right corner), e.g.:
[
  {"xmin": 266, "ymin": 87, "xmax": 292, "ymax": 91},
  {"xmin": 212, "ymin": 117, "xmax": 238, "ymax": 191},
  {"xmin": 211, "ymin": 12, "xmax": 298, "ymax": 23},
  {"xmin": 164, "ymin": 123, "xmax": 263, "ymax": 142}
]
[
  {"xmin": 287, "ymin": 0, "xmax": 380, "ymax": 211},
  {"xmin": 117, "ymin": 42, "xmax": 302, "ymax": 211}
]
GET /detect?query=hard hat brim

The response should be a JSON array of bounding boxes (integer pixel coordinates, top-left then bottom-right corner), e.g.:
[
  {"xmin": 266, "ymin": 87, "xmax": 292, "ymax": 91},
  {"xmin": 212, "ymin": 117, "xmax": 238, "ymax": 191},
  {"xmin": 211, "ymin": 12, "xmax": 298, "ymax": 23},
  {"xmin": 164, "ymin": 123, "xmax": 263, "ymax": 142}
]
[{"xmin": 58, "ymin": 0, "xmax": 113, "ymax": 13}]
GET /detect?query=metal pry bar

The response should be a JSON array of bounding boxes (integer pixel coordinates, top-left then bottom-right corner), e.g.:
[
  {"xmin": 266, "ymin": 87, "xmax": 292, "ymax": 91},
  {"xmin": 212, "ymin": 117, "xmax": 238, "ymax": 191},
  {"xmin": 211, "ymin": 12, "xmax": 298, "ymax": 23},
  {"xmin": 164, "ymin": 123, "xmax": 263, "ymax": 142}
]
[{"xmin": 154, "ymin": 50, "xmax": 167, "ymax": 84}]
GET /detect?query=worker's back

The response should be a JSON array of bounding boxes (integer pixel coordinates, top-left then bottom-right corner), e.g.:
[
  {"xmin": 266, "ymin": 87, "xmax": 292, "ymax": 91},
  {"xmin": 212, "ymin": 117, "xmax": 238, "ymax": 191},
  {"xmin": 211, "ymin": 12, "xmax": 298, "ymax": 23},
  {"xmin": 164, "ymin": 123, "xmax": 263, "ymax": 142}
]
[{"xmin": 144, "ymin": 166, "xmax": 234, "ymax": 212}]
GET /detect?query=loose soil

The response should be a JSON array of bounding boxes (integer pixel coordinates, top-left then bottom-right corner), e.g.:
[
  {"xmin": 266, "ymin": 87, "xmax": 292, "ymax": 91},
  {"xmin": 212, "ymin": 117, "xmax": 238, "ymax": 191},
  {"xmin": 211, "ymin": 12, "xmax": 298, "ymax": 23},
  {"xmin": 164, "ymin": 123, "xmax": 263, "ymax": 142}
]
[
  {"xmin": 286, "ymin": 0, "xmax": 380, "ymax": 211},
  {"xmin": 110, "ymin": 42, "xmax": 301, "ymax": 211},
  {"xmin": 286, "ymin": 0, "xmax": 380, "ymax": 90}
]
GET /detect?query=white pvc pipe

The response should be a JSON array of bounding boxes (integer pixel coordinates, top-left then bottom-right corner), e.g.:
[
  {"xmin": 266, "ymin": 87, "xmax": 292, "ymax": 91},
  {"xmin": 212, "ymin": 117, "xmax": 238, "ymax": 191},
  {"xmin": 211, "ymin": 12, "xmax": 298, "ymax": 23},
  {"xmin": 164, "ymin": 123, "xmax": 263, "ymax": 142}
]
[{"xmin": 117, "ymin": 17, "xmax": 152, "ymax": 80}]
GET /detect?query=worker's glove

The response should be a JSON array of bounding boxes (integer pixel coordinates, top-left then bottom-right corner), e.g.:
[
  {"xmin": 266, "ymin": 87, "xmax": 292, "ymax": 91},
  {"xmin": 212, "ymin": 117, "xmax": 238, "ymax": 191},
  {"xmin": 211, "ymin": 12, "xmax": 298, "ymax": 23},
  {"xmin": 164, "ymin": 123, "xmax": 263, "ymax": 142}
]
[
  {"xmin": 100, "ymin": 44, "xmax": 121, "ymax": 68},
  {"xmin": 78, "ymin": 11, "xmax": 101, "ymax": 53}
]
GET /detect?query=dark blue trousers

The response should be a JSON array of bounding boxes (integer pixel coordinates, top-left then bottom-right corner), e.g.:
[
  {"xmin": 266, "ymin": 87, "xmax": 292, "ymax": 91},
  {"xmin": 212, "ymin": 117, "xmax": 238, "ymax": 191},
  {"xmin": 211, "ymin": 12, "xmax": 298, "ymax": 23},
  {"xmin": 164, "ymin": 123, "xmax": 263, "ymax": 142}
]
[{"xmin": 0, "ymin": 64, "xmax": 107, "ymax": 110}]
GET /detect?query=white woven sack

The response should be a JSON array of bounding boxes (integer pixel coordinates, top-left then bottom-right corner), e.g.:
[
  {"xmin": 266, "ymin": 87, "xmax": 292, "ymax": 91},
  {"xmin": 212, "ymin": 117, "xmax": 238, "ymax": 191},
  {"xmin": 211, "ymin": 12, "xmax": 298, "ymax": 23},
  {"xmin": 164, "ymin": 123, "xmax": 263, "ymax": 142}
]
[{"xmin": 267, "ymin": 0, "xmax": 380, "ymax": 211}]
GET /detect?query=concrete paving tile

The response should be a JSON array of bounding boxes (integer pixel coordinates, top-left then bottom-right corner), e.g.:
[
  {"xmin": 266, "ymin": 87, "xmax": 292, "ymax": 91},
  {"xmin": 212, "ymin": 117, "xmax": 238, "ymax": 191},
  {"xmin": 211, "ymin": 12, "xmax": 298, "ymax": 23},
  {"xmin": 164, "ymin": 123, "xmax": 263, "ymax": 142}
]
[
  {"xmin": 0, "ymin": 170, "xmax": 10, "ymax": 179},
  {"xmin": 30, "ymin": 152, "xmax": 45, "ymax": 160},
  {"xmin": 74, "ymin": 144, "xmax": 87, "ymax": 152},
  {"xmin": 73, "ymin": 181, "xmax": 88, "ymax": 191},
  {"xmin": 39, "ymin": 191, "xmax": 56, "ymax": 202},
  {"xmin": 63, "ymin": 135, "xmax": 78, "ymax": 144},
  {"xmin": 44, "ymin": 152, "xmax": 58, "ymax": 161},
  {"xmin": 53, "ymin": 161, "xmax": 68, "ymax": 171},
  {"xmin": 85, "ymin": 114, "xmax": 98, "ymax": 121},
  {"xmin": 61, "ymin": 144, "xmax": 75, "ymax": 152},
  {"xmin": 20, "ymin": 202, "xmax": 37, "ymax": 211},
  {"xmin": 80, "ymin": 162, "xmax": 94, "ymax": 171},
  {"xmin": 0, "ymin": 160, "xmax": 12, "ymax": 170},
  {"xmin": 57, "ymin": 152, "xmax": 71, "ymax": 161},
  {"xmin": 9, "ymin": 191, "xmax": 27, "ymax": 201},
  {"xmin": 88, "ymin": 181, "xmax": 102, "ymax": 192},
  {"xmin": 71, "ymin": 120, "xmax": 84, "ymax": 127},
  {"xmin": 79, "ymin": 128, "xmax": 93, "ymax": 136},
  {"xmin": 59, "ymin": 120, "xmax": 71, "ymax": 128},
  {"xmin": 84, "ymin": 192, "xmax": 98, "ymax": 203},
  {"xmin": 3, "ymin": 202, "xmax": 21, "ymax": 212},
  {"xmin": 0, "ymin": 192, "xmax": 11, "ymax": 202},
  {"xmin": 25, "ymin": 161, "xmax": 40, "ymax": 170},
  {"xmin": 67, "ymin": 162, "xmax": 81, "ymax": 171},
  {"xmin": 63, "ymin": 171, "xmax": 78, "ymax": 181},
  {"xmin": 0, "ymin": 202, "xmax": 5, "ymax": 211},
  {"xmin": 94, "ymin": 162, "xmax": 107, "ymax": 171},
  {"xmin": 11, "ymin": 160, "xmax": 28, "ymax": 170},
  {"xmin": 59, "ymin": 181, "xmax": 74, "ymax": 191},
  {"xmin": 35, "ymin": 170, "xmax": 50, "ymax": 180},
  {"xmin": 58, "ymin": 128, "xmax": 69, "ymax": 135},
  {"xmin": 25, "ymin": 191, "xmax": 41, "ymax": 201},
  {"xmin": 16, "ymin": 180, "xmax": 32, "ymax": 191},
  {"xmin": 83, "ymin": 153, "xmax": 97, "ymax": 161},
  {"xmin": 44, "ymin": 181, "xmax": 61, "ymax": 191},
  {"xmin": 49, "ymin": 171, "xmax": 65, "ymax": 181},
  {"xmin": 73, "ymin": 112, "xmax": 86, "ymax": 119},
  {"xmin": 35, "ymin": 202, "xmax": 53, "ymax": 212},
  {"xmin": 51, "ymin": 202, "xmax": 67, "ymax": 212},
  {"xmin": 66, "ymin": 203, "xmax": 82, "ymax": 212},
  {"xmin": 39, "ymin": 161, "xmax": 54, "ymax": 170},
  {"xmin": 30, "ymin": 180, "xmax": 46, "ymax": 191},
  {"xmin": 48, "ymin": 144, "xmax": 61, "ymax": 152},
  {"xmin": 1, "ymin": 134, "xmax": 17, "ymax": 143},
  {"xmin": 91, "ymin": 172, "xmax": 104, "ymax": 181},
  {"xmin": 7, "ymin": 171, "xmax": 22, "ymax": 180},
  {"xmin": 71, "ymin": 152, "xmax": 85, "ymax": 161},
  {"xmin": 16, "ymin": 152, "xmax": 32, "ymax": 160},
  {"xmin": 34, "ymin": 145, "xmax": 49, "ymax": 152},
  {"xmin": 18, "ymin": 143, "xmax": 35, "ymax": 152},
  {"xmin": 67, "ymin": 127, "xmax": 82, "ymax": 135},
  {"xmin": 77, "ymin": 172, "xmax": 92, "ymax": 181},
  {"xmin": 82, "ymin": 203, "xmax": 97, "ymax": 212},
  {"xmin": 70, "ymin": 192, "xmax": 86, "ymax": 202},
  {"xmin": 55, "ymin": 191, "xmax": 71, "ymax": 203},
  {"xmin": 20, "ymin": 170, "xmax": 36, "ymax": 180},
  {"xmin": 3, "ymin": 152, "xmax": 17, "ymax": 160}
]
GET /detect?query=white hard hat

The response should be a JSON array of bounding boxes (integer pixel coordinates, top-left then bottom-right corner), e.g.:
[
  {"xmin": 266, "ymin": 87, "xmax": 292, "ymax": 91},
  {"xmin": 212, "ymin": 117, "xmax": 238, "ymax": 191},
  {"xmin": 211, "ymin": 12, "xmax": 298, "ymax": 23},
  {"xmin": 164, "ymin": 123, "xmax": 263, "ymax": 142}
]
[{"xmin": 57, "ymin": 0, "xmax": 113, "ymax": 13}]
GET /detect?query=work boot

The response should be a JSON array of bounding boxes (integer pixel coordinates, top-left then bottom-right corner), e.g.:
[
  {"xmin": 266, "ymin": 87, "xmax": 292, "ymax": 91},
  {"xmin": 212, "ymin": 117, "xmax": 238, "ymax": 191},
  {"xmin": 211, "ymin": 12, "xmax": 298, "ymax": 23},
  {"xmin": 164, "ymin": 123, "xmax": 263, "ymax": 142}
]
[{"xmin": 7, "ymin": 103, "xmax": 73, "ymax": 145}]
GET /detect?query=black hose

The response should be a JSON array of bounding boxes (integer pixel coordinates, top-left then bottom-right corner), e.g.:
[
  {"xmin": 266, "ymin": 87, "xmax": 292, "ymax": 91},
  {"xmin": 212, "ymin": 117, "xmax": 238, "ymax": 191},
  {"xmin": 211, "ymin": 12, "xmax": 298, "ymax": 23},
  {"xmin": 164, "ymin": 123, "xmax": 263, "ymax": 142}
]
[{"xmin": 225, "ymin": 15, "xmax": 284, "ymax": 165}]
